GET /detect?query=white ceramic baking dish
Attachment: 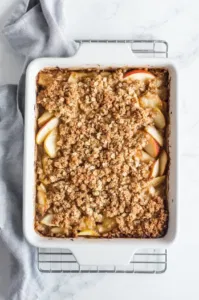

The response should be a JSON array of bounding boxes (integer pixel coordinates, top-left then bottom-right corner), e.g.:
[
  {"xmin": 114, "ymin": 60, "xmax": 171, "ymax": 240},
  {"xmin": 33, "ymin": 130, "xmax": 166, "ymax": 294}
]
[{"xmin": 23, "ymin": 43, "xmax": 179, "ymax": 265}]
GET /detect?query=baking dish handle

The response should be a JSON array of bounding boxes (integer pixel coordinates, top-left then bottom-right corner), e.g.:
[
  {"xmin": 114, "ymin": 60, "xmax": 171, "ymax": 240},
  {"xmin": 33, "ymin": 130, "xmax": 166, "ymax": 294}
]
[
  {"xmin": 70, "ymin": 244, "xmax": 136, "ymax": 266},
  {"xmin": 72, "ymin": 41, "xmax": 136, "ymax": 63}
]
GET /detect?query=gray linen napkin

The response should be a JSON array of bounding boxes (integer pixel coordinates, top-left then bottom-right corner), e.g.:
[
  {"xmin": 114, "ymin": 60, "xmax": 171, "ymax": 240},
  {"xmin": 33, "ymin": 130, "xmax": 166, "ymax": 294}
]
[{"xmin": 0, "ymin": 1, "xmax": 104, "ymax": 299}]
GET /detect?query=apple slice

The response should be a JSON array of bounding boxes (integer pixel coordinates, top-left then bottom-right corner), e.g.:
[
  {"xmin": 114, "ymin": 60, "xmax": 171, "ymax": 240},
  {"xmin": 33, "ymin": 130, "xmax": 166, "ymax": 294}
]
[
  {"xmin": 139, "ymin": 92, "xmax": 163, "ymax": 111},
  {"xmin": 152, "ymin": 108, "xmax": 166, "ymax": 129},
  {"xmin": 38, "ymin": 111, "xmax": 53, "ymax": 127},
  {"xmin": 36, "ymin": 117, "xmax": 59, "ymax": 145},
  {"xmin": 159, "ymin": 149, "xmax": 168, "ymax": 175},
  {"xmin": 77, "ymin": 230, "xmax": 99, "ymax": 237},
  {"xmin": 136, "ymin": 150, "xmax": 155, "ymax": 162},
  {"xmin": 41, "ymin": 178, "xmax": 49, "ymax": 185},
  {"xmin": 37, "ymin": 190, "xmax": 47, "ymax": 215},
  {"xmin": 148, "ymin": 184, "xmax": 165, "ymax": 197},
  {"xmin": 44, "ymin": 128, "xmax": 58, "ymax": 158},
  {"xmin": 37, "ymin": 204, "xmax": 47, "ymax": 215},
  {"xmin": 38, "ymin": 73, "xmax": 53, "ymax": 87},
  {"xmin": 41, "ymin": 214, "xmax": 56, "ymax": 226},
  {"xmin": 68, "ymin": 72, "xmax": 94, "ymax": 83},
  {"xmin": 37, "ymin": 190, "xmax": 47, "ymax": 205},
  {"xmin": 147, "ymin": 176, "xmax": 166, "ymax": 187},
  {"xmin": 141, "ymin": 150, "xmax": 155, "ymax": 162},
  {"xmin": 145, "ymin": 126, "xmax": 164, "ymax": 147},
  {"xmin": 51, "ymin": 227, "xmax": 64, "ymax": 234},
  {"xmin": 144, "ymin": 134, "xmax": 160, "ymax": 158},
  {"xmin": 150, "ymin": 159, "xmax": 159, "ymax": 178},
  {"xmin": 37, "ymin": 183, "xmax": 46, "ymax": 192},
  {"xmin": 123, "ymin": 70, "xmax": 155, "ymax": 81},
  {"xmin": 149, "ymin": 186, "xmax": 156, "ymax": 196}
]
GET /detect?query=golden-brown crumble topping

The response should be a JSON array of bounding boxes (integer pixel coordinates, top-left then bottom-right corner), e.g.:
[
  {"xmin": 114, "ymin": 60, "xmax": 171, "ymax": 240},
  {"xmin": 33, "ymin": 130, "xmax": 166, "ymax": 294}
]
[{"xmin": 35, "ymin": 68, "xmax": 169, "ymax": 238}]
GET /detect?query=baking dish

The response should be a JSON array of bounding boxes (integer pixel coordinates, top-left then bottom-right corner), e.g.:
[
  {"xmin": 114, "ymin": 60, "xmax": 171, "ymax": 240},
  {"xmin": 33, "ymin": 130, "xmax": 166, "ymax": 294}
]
[{"xmin": 23, "ymin": 42, "xmax": 179, "ymax": 265}]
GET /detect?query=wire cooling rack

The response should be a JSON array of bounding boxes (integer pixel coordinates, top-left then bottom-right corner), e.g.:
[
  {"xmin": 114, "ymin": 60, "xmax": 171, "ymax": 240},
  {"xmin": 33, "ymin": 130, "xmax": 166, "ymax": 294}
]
[
  {"xmin": 38, "ymin": 248, "xmax": 167, "ymax": 273},
  {"xmin": 76, "ymin": 39, "xmax": 168, "ymax": 58},
  {"xmin": 38, "ymin": 40, "xmax": 168, "ymax": 274}
]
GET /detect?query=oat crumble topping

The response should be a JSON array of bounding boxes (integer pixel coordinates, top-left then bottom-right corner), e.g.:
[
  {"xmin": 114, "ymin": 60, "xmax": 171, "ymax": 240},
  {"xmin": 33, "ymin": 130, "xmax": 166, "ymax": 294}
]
[{"xmin": 35, "ymin": 68, "xmax": 169, "ymax": 238}]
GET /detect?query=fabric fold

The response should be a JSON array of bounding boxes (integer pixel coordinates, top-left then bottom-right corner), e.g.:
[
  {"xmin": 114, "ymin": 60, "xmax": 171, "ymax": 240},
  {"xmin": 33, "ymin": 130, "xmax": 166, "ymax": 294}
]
[{"xmin": 0, "ymin": 0, "xmax": 80, "ymax": 299}]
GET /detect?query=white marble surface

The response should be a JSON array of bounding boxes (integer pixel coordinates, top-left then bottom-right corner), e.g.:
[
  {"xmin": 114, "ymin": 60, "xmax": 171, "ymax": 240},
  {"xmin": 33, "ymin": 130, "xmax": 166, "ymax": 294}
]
[{"xmin": 0, "ymin": 0, "xmax": 199, "ymax": 299}]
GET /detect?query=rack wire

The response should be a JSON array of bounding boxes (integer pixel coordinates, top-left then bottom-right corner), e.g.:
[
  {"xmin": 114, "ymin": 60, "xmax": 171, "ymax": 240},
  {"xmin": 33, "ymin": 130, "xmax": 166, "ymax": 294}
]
[{"xmin": 38, "ymin": 40, "xmax": 168, "ymax": 274}]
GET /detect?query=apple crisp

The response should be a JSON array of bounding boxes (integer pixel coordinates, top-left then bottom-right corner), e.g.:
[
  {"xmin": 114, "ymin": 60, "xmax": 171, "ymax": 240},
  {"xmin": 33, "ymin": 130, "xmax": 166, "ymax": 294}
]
[{"xmin": 35, "ymin": 68, "xmax": 169, "ymax": 238}]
